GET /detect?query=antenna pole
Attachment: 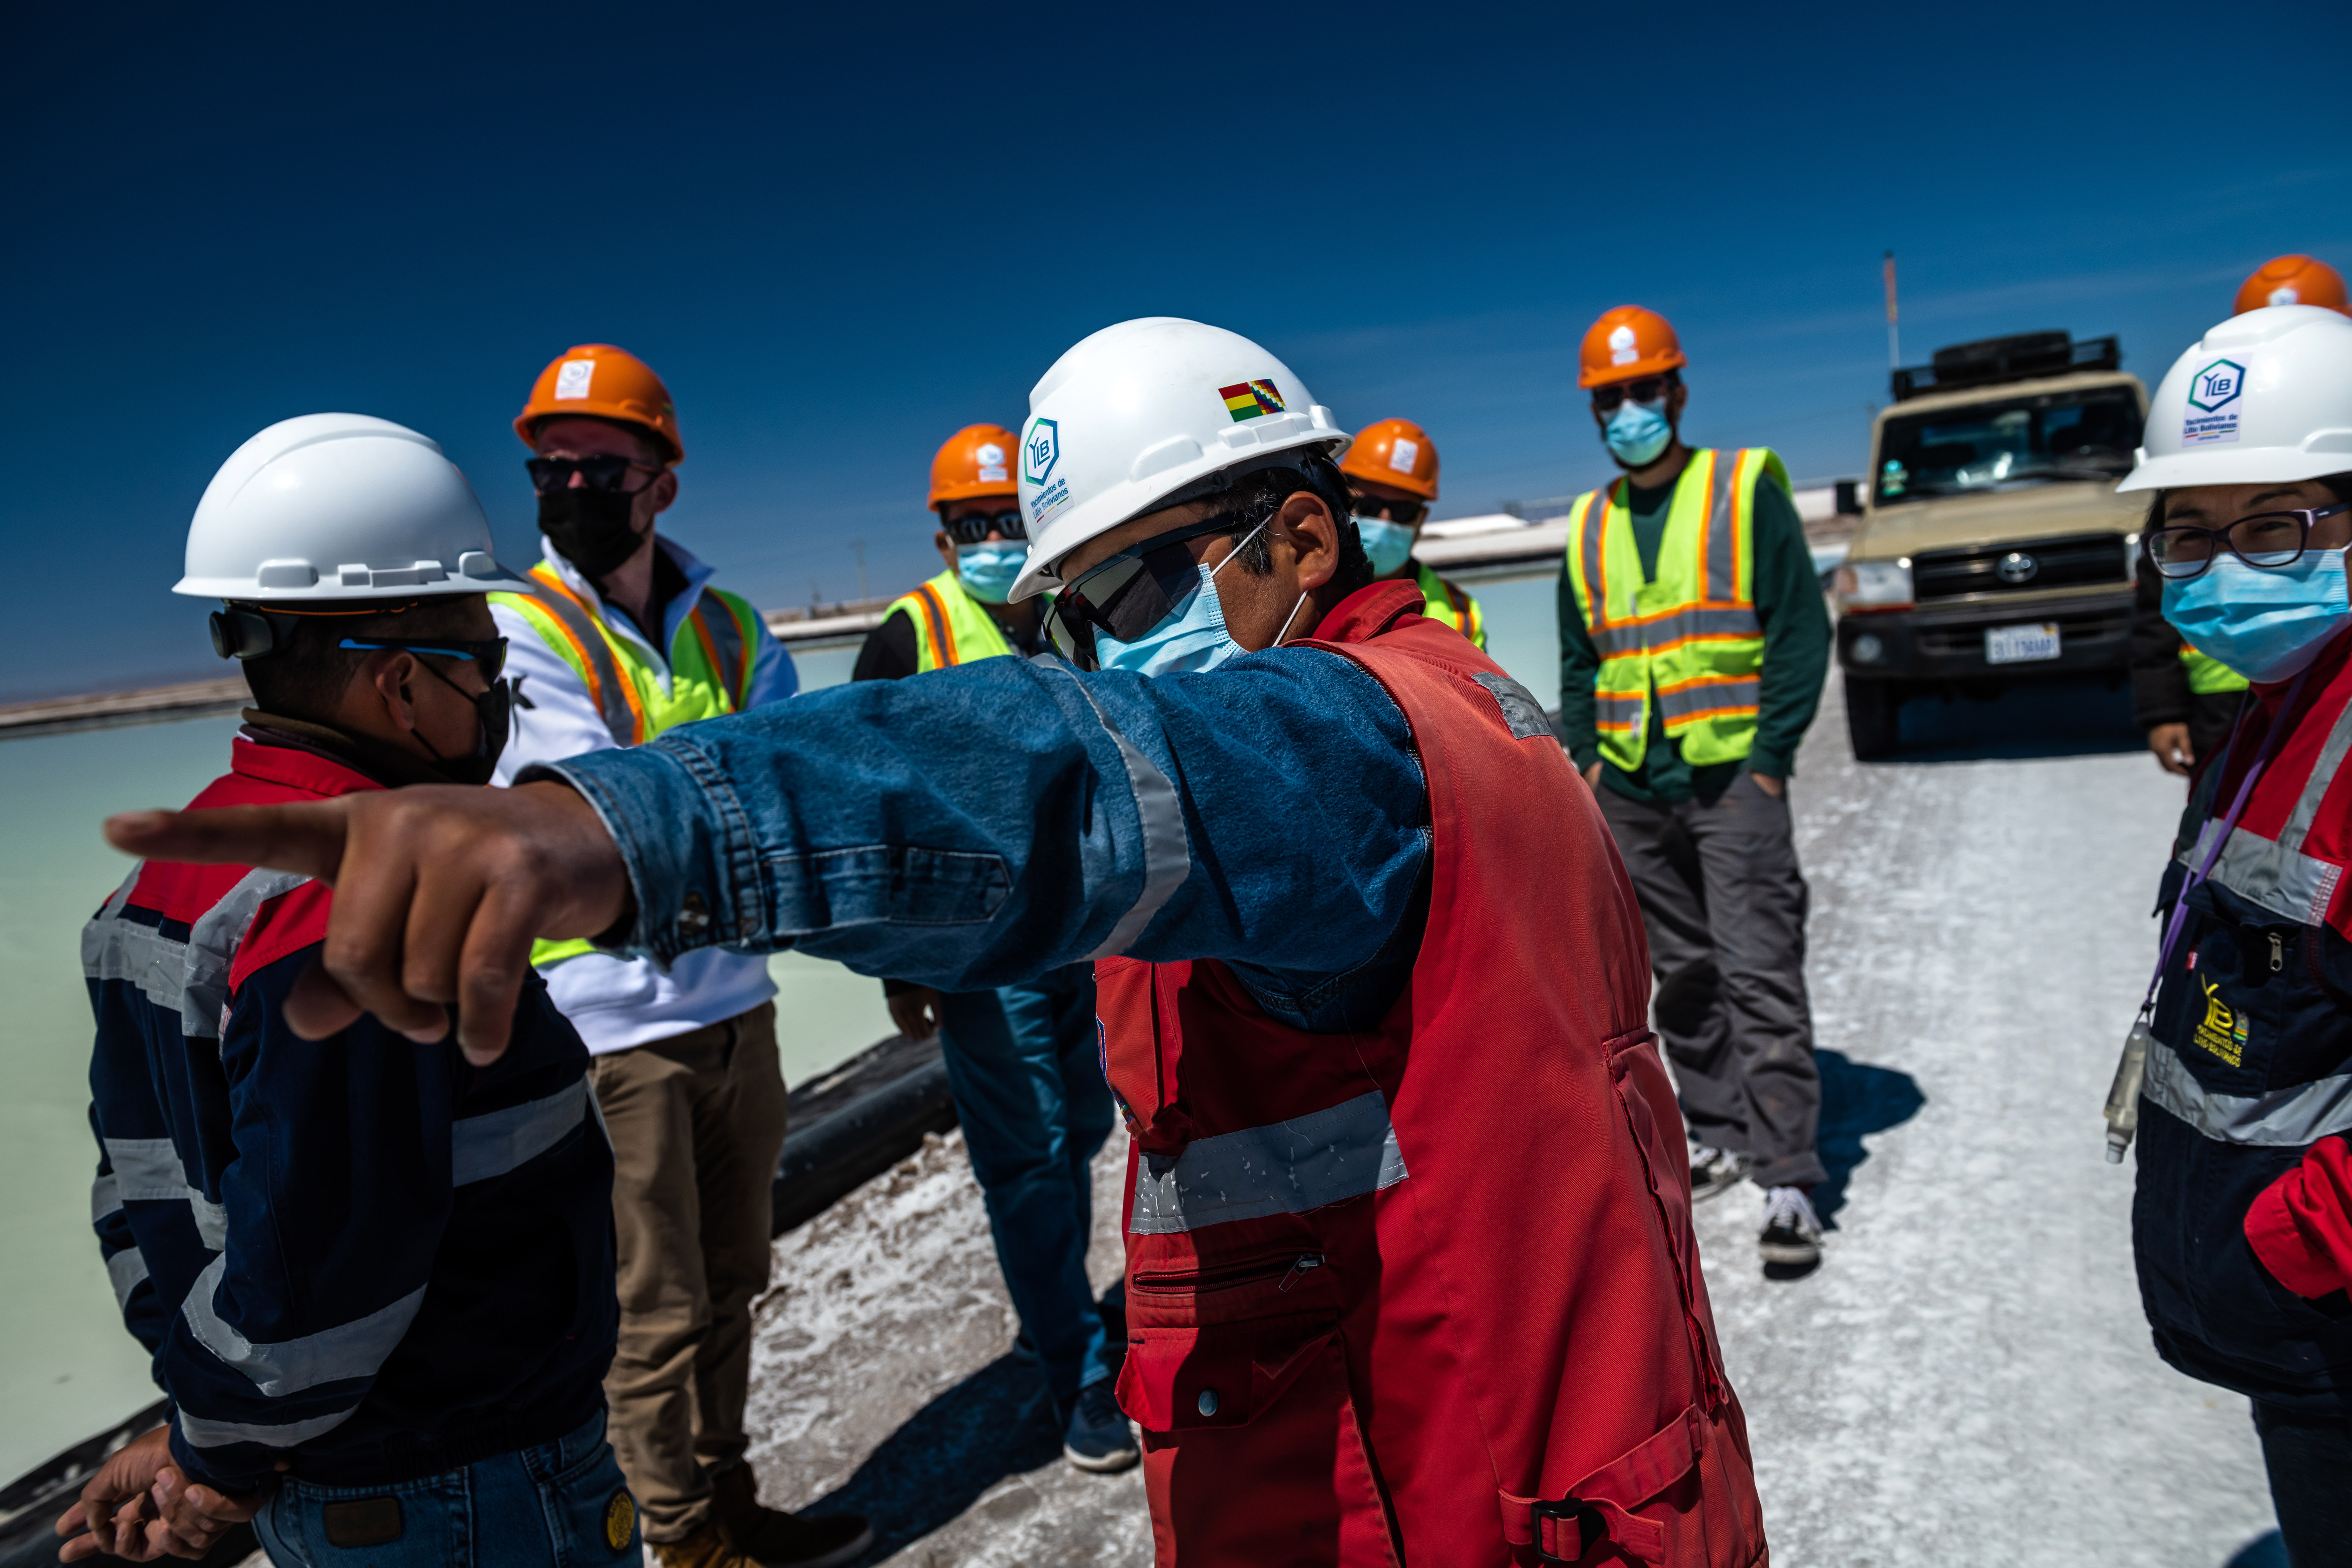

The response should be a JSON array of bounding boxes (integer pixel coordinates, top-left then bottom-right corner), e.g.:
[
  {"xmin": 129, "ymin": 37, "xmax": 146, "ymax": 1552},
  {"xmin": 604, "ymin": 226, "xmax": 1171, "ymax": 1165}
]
[{"xmin": 1883, "ymin": 251, "xmax": 1901, "ymax": 371}]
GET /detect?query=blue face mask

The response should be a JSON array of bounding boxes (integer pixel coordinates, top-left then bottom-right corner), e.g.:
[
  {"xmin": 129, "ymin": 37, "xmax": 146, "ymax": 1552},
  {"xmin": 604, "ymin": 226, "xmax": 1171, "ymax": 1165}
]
[
  {"xmin": 2162, "ymin": 548, "xmax": 2352, "ymax": 683},
  {"xmin": 1091, "ymin": 522, "xmax": 1310, "ymax": 677},
  {"xmin": 1604, "ymin": 398, "xmax": 1673, "ymax": 468},
  {"xmin": 956, "ymin": 540, "xmax": 1026, "ymax": 604},
  {"xmin": 1355, "ymin": 516, "xmax": 1416, "ymax": 576}
]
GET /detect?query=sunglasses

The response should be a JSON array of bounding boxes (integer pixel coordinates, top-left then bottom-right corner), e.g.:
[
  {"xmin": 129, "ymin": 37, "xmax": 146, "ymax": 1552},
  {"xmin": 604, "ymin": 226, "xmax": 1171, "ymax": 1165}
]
[
  {"xmin": 339, "ymin": 636, "xmax": 510, "ymax": 682},
  {"xmin": 2146, "ymin": 502, "xmax": 2352, "ymax": 580},
  {"xmin": 1042, "ymin": 518, "xmax": 1244, "ymax": 670},
  {"xmin": 525, "ymin": 455, "xmax": 663, "ymax": 495},
  {"xmin": 1590, "ymin": 377, "xmax": 1673, "ymax": 413},
  {"xmin": 1351, "ymin": 493, "xmax": 1428, "ymax": 527},
  {"xmin": 942, "ymin": 508, "xmax": 1027, "ymax": 545}
]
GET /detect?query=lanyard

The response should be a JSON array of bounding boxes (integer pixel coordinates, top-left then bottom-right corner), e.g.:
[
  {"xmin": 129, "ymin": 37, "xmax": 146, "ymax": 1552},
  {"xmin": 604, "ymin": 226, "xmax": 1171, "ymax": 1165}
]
[{"xmin": 2139, "ymin": 667, "xmax": 2311, "ymax": 1017}]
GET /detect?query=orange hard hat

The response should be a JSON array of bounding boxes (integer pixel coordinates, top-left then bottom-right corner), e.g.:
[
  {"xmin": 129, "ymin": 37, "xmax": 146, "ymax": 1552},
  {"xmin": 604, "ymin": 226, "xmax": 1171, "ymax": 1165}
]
[
  {"xmin": 2235, "ymin": 255, "xmax": 2350, "ymax": 318},
  {"xmin": 1340, "ymin": 417, "xmax": 1440, "ymax": 501},
  {"xmin": 928, "ymin": 424, "xmax": 1020, "ymax": 509},
  {"xmin": 1579, "ymin": 306, "xmax": 1687, "ymax": 388},
  {"xmin": 515, "ymin": 344, "xmax": 684, "ymax": 465}
]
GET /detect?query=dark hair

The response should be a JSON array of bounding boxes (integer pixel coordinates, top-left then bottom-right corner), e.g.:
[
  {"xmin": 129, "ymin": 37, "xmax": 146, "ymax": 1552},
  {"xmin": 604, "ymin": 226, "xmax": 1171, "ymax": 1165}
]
[
  {"xmin": 234, "ymin": 597, "xmax": 485, "ymax": 722},
  {"xmin": 2142, "ymin": 470, "xmax": 2352, "ymax": 531},
  {"xmin": 1206, "ymin": 454, "xmax": 1374, "ymax": 594}
]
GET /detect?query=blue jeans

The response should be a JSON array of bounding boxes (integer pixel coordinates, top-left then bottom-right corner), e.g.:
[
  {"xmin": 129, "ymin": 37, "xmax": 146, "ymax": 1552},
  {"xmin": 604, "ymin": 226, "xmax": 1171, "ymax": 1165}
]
[
  {"xmin": 256, "ymin": 1411, "xmax": 638, "ymax": 1567},
  {"xmin": 936, "ymin": 962, "xmax": 1115, "ymax": 1410}
]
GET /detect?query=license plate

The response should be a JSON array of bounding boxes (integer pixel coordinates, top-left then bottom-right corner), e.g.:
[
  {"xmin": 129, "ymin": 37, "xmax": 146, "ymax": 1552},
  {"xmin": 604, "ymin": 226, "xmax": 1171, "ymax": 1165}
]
[{"xmin": 1985, "ymin": 622, "xmax": 2061, "ymax": 664}]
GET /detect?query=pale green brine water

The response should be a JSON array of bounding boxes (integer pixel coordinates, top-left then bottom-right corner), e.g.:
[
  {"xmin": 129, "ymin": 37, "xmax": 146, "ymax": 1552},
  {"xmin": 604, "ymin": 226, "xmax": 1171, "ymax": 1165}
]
[{"xmin": 0, "ymin": 579, "xmax": 1559, "ymax": 1481}]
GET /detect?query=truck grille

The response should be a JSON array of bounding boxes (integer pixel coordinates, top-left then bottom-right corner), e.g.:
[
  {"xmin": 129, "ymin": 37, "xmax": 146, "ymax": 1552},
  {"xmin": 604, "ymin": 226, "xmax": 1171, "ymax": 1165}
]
[
  {"xmin": 1910, "ymin": 533, "xmax": 2129, "ymax": 600},
  {"xmin": 1915, "ymin": 608, "xmax": 2130, "ymax": 658}
]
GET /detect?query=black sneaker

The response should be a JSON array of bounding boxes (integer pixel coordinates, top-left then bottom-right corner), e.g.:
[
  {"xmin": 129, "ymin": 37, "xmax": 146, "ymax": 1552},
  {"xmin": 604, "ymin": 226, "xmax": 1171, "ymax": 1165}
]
[
  {"xmin": 1688, "ymin": 1144, "xmax": 1752, "ymax": 1204},
  {"xmin": 1758, "ymin": 1186, "xmax": 1823, "ymax": 1268},
  {"xmin": 1063, "ymin": 1379, "xmax": 1141, "ymax": 1474}
]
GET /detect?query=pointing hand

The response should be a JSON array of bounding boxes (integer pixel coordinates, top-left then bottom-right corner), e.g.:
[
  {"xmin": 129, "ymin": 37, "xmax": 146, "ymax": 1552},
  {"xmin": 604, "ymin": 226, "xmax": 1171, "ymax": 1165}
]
[{"xmin": 104, "ymin": 781, "xmax": 631, "ymax": 1064}]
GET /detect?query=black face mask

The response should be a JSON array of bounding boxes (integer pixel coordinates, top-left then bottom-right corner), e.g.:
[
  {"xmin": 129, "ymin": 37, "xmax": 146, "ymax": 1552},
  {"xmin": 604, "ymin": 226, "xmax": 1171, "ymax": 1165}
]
[
  {"xmin": 538, "ymin": 486, "xmax": 646, "ymax": 581},
  {"xmin": 411, "ymin": 659, "xmax": 515, "ymax": 786}
]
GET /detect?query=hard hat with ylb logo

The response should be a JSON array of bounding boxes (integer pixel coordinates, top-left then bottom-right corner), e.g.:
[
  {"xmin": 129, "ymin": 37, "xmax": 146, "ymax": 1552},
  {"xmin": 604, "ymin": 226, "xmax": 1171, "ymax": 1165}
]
[
  {"xmin": 2119, "ymin": 306, "xmax": 2352, "ymax": 492},
  {"xmin": 1010, "ymin": 318, "xmax": 1350, "ymax": 602},
  {"xmin": 2235, "ymin": 255, "xmax": 2350, "ymax": 319},
  {"xmin": 928, "ymin": 424, "xmax": 1022, "ymax": 509},
  {"xmin": 1579, "ymin": 306, "xmax": 1687, "ymax": 388},
  {"xmin": 515, "ymin": 344, "xmax": 684, "ymax": 465},
  {"xmin": 1341, "ymin": 417, "xmax": 1441, "ymax": 501}
]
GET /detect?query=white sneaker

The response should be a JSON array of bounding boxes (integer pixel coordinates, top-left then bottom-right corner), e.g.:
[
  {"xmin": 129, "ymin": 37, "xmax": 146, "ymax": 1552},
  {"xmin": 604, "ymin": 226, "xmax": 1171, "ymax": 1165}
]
[
  {"xmin": 1758, "ymin": 1186, "xmax": 1823, "ymax": 1267},
  {"xmin": 1688, "ymin": 1144, "xmax": 1752, "ymax": 1204}
]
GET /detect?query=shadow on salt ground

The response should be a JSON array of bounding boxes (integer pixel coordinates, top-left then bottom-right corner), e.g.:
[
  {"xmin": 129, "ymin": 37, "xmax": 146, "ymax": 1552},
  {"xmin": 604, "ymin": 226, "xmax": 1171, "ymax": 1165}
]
[
  {"xmin": 1810, "ymin": 1049, "xmax": 1925, "ymax": 1228},
  {"xmin": 793, "ymin": 1351, "xmax": 1066, "ymax": 1562},
  {"xmin": 2224, "ymin": 1529, "xmax": 2287, "ymax": 1567},
  {"xmin": 1879, "ymin": 673, "xmax": 2144, "ymax": 764}
]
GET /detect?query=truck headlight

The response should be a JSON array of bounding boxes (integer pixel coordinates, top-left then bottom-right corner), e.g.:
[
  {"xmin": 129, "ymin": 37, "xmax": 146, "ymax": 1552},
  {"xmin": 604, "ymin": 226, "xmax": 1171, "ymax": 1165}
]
[{"xmin": 1836, "ymin": 558, "xmax": 1913, "ymax": 612}]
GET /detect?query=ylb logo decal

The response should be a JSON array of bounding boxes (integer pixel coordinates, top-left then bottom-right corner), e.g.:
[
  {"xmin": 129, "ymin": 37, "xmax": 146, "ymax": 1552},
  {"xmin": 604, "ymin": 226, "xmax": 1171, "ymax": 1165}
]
[
  {"xmin": 1024, "ymin": 419, "xmax": 1060, "ymax": 486},
  {"xmin": 2189, "ymin": 359, "xmax": 2245, "ymax": 412}
]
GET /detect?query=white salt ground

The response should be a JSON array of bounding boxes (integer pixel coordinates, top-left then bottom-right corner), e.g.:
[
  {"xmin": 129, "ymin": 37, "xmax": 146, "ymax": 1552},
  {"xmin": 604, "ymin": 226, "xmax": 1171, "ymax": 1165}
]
[{"xmin": 718, "ymin": 670, "xmax": 2284, "ymax": 1567}]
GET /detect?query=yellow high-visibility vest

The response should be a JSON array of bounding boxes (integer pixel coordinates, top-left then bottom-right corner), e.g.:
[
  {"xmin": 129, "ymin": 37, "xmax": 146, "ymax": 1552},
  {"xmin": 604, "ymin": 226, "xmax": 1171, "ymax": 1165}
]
[
  {"xmin": 884, "ymin": 571, "xmax": 1015, "ymax": 670},
  {"xmin": 1411, "ymin": 559, "xmax": 1486, "ymax": 649},
  {"xmin": 2180, "ymin": 641, "xmax": 2250, "ymax": 696},
  {"xmin": 1562, "ymin": 448, "xmax": 1790, "ymax": 773},
  {"xmin": 492, "ymin": 563, "xmax": 760, "ymax": 965}
]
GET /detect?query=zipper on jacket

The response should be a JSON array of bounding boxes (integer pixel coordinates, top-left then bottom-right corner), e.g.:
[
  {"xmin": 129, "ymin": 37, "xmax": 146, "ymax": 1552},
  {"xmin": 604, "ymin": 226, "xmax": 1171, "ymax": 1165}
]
[
  {"xmin": 1134, "ymin": 1251, "xmax": 1325, "ymax": 1296},
  {"xmin": 2271, "ymin": 933, "xmax": 2284, "ymax": 973}
]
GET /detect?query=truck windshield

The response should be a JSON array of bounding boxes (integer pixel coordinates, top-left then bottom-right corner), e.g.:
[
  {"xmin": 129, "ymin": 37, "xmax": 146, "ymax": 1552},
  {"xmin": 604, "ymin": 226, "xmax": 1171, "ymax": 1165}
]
[{"xmin": 1875, "ymin": 387, "xmax": 2142, "ymax": 505}]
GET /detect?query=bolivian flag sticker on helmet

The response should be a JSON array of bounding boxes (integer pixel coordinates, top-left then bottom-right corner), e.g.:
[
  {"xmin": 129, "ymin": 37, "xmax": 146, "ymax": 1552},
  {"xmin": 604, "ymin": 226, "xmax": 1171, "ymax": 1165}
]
[{"xmin": 1219, "ymin": 380, "xmax": 1285, "ymax": 422}]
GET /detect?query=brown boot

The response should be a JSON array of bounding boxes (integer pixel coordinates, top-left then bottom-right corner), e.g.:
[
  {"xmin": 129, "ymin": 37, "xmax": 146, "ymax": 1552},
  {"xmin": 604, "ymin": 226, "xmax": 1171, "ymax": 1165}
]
[
  {"xmin": 649, "ymin": 1525, "xmax": 762, "ymax": 1568},
  {"xmin": 709, "ymin": 1466, "xmax": 875, "ymax": 1568}
]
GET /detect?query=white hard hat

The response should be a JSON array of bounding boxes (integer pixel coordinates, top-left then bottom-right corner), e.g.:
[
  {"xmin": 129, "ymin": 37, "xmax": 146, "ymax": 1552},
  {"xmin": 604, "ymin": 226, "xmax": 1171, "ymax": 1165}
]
[
  {"xmin": 2118, "ymin": 305, "xmax": 2352, "ymax": 493},
  {"xmin": 1010, "ymin": 318, "xmax": 1350, "ymax": 601},
  {"xmin": 175, "ymin": 413, "xmax": 527, "ymax": 600}
]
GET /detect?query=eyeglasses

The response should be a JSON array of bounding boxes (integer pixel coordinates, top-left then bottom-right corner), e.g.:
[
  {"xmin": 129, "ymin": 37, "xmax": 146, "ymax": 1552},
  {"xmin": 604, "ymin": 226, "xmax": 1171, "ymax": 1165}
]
[
  {"xmin": 2145, "ymin": 502, "xmax": 2352, "ymax": 580},
  {"xmin": 525, "ymin": 455, "xmax": 664, "ymax": 495},
  {"xmin": 941, "ymin": 509, "xmax": 1027, "ymax": 545},
  {"xmin": 339, "ymin": 636, "xmax": 510, "ymax": 682},
  {"xmin": 1350, "ymin": 492, "xmax": 1428, "ymax": 527},
  {"xmin": 1590, "ymin": 377, "xmax": 1673, "ymax": 413},
  {"xmin": 1041, "ymin": 518, "xmax": 1240, "ymax": 670}
]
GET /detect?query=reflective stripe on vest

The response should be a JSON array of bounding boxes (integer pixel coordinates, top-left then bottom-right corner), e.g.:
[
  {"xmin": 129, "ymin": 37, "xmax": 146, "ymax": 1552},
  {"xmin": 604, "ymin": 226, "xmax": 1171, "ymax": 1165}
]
[
  {"xmin": 2158, "ymin": 685, "xmax": 2352, "ymax": 1146},
  {"xmin": 2144, "ymin": 1044, "xmax": 2352, "ymax": 1147},
  {"xmin": 2180, "ymin": 641, "xmax": 2251, "ymax": 696},
  {"xmin": 1128, "ymin": 1088, "xmax": 1408, "ymax": 1234},
  {"xmin": 1412, "ymin": 560, "xmax": 1486, "ymax": 649},
  {"xmin": 1563, "ymin": 448, "xmax": 1788, "ymax": 772},
  {"xmin": 884, "ymin": 571, "xmax": 1014, "ymax": 671},
  {"xmin": 504, "ymin": 568, "xmax": 646, "ymax": 745},
  {"xmin": 494, "ymin": 565, "xmax": 762, "ymax": 967},
  {"xmin": 2178, "ymin": 687, "xmax": 2352, "ymax": 927}
]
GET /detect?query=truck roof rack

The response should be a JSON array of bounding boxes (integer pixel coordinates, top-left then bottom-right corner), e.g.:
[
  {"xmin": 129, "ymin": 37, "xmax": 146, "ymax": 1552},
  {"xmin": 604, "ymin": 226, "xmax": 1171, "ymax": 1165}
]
[{"xmin": 1891, "ymin": 332, "xmax": 2121, "ymax": 401}]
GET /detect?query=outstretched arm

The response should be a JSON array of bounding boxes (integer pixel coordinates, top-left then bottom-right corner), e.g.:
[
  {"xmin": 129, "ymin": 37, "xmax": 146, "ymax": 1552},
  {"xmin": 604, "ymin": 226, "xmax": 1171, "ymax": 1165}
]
[{"xmin": 107, "ymin": 649, "xmax": 1428, "ymax": 1062}]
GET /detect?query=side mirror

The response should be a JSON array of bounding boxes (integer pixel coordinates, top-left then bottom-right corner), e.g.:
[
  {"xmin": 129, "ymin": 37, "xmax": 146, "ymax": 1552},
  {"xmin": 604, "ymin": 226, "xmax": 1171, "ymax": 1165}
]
[{"xmin": 1835, "ymin": 479, "xmax": 1865, "ymax": 517}]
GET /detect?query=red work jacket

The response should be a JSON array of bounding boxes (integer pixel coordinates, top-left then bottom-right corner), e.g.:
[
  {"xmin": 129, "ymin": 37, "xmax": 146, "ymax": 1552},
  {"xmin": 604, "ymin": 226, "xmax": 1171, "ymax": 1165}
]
[{"xmin": 1099, "ymin": 581, "xmax": 1767, "ymax": 1567}]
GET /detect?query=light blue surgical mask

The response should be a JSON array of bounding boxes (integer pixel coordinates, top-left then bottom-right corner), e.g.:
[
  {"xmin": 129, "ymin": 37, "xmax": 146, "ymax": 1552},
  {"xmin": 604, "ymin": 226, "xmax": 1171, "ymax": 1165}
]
[
  {"xmin": 1091, "ymin": 522, "xmax": 1310, "ymax": 677},
  {"xmin": 956, "ymin": 540, "xmax": 1026, "ymax": 604},
  {"xmin": 2161, "ymin": 548, "xmax": 2352, "ymax": 683},
  {"xmin": 1604, "ymin": 398, "xmax": 1674, "ymax": 468},
  {"xmin": 1355, "ymin": 515, "xmax": 1416, "ymax": 576}
]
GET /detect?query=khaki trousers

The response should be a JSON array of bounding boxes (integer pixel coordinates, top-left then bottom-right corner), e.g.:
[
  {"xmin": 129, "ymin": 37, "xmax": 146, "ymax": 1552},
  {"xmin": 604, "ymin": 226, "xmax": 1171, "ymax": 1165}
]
[{"xmin": 588, "ymin": 1001, "xmax": 790, "ymax": 1542}]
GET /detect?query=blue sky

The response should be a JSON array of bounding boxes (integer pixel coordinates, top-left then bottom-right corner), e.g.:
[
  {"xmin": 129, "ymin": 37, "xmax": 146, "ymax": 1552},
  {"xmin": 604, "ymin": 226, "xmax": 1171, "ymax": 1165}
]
[{"xmin": 5, "ymin": 0, "xmax": 2347, "ymax": 702}]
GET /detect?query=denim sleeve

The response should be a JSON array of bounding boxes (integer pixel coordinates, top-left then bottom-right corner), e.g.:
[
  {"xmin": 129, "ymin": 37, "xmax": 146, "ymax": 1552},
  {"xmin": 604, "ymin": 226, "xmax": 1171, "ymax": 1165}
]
[{"xmin": 538, "ymin": 647, "xmax": 1430, "ymax": 992}]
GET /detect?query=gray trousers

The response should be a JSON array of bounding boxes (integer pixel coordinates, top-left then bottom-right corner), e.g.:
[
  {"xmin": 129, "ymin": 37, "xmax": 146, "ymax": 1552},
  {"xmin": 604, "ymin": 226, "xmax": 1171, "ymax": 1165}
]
[{"xmin": 1596, "ymin": 773, "xmax": 1827, "ymax": 1190}]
